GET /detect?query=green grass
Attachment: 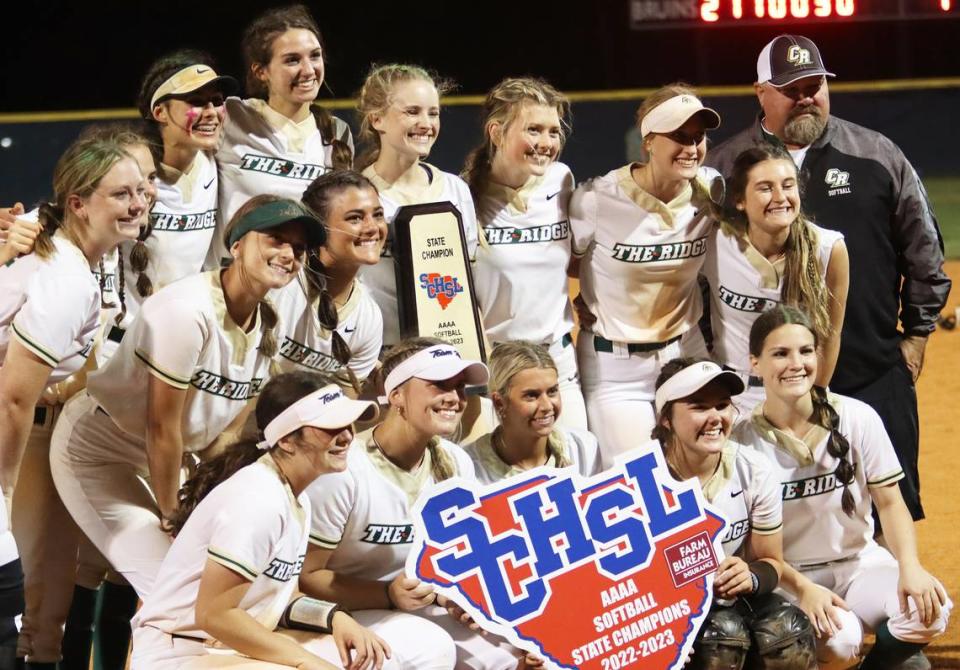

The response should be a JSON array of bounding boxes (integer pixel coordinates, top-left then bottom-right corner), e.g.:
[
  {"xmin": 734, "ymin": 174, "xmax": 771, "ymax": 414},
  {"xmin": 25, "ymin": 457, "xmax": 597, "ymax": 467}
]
[{"xmin": 926, "ymin": 177, "xmax": 960, "ymax": 260}]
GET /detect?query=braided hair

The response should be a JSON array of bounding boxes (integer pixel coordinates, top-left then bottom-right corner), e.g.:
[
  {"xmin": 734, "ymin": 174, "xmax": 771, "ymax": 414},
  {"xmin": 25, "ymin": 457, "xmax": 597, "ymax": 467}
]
[
  {"xmin": 749, "ymin": 305, "xmax": 856, "ymax": 516},
  {"xmin": 242, "ymin": 4, "xmax": 352, "ymax": 169}
]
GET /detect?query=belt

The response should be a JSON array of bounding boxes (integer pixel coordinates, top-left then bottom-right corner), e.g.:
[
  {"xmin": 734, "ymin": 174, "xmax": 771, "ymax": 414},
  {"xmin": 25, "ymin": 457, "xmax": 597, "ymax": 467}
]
[
  {"xmin": 33, "ymin": 407, "xmax": 49, "ymax": 426},
  {"xmin": 593, "ymin": 334, "xmax": 681, "ymax": 354},
  {"xmin": 106, "ymin": 326, "xmax": 125, "ymax": 344},
  {"xmin": 170, "ymin": 632, "xmax": 207, "ymax": 643},
  {"xmin": 748, "ymin": 375, "xmax": 764, "ymax": 387}
]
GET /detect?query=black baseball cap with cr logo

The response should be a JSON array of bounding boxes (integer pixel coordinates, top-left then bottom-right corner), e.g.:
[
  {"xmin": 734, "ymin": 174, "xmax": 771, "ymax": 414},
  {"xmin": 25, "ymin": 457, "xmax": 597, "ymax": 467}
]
[{"xmin": 756, "ymin": 35, "xmax": 836, "ymax": 87}]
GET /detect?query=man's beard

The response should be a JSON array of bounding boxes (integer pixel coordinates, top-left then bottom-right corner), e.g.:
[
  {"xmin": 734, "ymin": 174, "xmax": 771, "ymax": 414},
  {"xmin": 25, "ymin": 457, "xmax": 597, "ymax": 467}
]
[{"xmin": 783, "ymin": 105, "xmax": 826, "ymax": 146}]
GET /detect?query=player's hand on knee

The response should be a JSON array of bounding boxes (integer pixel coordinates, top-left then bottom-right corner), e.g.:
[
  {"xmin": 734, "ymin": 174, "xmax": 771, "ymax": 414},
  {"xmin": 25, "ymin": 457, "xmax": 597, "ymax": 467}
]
[
  {"xmin": 798, "ymin": 583, "xmax": 849, "ymax": 638},
  {"xmin": 331, "ymin": 611, "xmax": 391, "ymax": 670},
  {"xmin": 388, "ymin": 574, "xmax": 437, "ymax": 611},
  {"xmin": 898, "ymin": 562, "xmax": 946, "ymax": 626},
  {"xmin": 714, "ymin": 557, "xmax": 752, "ymax": 599},
  {"xmin": 518, "ymin": 651, "xmax": 545, "ymax": 668}
]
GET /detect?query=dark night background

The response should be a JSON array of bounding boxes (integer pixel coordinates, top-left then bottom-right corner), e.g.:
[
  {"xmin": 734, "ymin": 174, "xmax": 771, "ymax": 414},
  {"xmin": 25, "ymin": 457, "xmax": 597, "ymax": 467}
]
[
  {"xmin": 2, "ymin": 1, "xmax": 959, "ymax": 204},
  {"xmin": 3, "ymin": 0, "xmax": 959, "ymax": 111}
]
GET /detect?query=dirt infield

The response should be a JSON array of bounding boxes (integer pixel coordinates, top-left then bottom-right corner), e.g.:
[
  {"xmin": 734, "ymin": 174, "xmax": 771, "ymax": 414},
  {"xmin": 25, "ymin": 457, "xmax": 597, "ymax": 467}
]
[{"xmin": 917, "ymin": 260, "xmax": 960, "ymax": 667}]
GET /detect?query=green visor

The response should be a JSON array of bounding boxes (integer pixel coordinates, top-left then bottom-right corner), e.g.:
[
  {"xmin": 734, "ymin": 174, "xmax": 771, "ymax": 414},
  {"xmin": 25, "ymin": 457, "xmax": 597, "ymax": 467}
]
[{"xmin": 227, "ymin": 199, "xmax": 326, "ymax": 248}]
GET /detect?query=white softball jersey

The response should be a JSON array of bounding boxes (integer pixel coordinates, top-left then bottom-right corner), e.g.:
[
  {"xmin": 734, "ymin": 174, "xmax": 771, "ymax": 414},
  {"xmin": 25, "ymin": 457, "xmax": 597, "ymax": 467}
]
[
  {"xmin": 86, "ymin": 270, "xmax": 272, "ymax": 454},
  {"xmin": 733, "ymin": 393, "xmax": 904, "ymax": 567},
  {"xmin": 472, "ymin": 162, "xmax": 576, "ymax": 345},
  {"xmin": 570, "ymin": 164, "xmax": 717, "ymax": 343},
  {"xmin": 133, "ymin": 455, "xmax": 309, "ymax": 639},
  {"xmin": 464, "ymin": 426, "xmax": 602, "ymax": 484},
  {"xmin": 688, "ymin": 439, "xmax": 783, "ymax": 560},
  {"xmin": 0, "ymin": 234, "xmax": 98, "ymax": 383},
  {"xmin": 307, "ymin": 429, "xmax": 475, "ymax": 581},
  {"xmin": 211, "ymin": 97, "xmax": 352, "ymax": 266},
  {"xmin": 358, "ymin": 164, "xmax": 479, "ymax": 346},
  {"xmin": 703, "ymin": 222, "xmax": 843, "ymax": 374},
  {"xmin": 272, "ymin": 274, "xmax": 383, "ymax": 381},
  {"xmin": 124, "ymin": 151, "xmax": 219, "ymax": 305}
]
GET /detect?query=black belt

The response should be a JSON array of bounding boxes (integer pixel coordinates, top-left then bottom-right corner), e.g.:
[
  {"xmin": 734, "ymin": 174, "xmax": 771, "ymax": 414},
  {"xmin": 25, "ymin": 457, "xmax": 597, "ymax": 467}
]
[
  {"xmin": 170, "ymin": 632, "xmax": 207, "ymax": 643},
  {"xmin": 748, "ymin": 375, "xmax": 764, "ymax": 387},
  {"xmin": 593, "ymin": 334, "xmax": 682, "ymax": 354},
  {"xmin": 106, "ymin": 326, "xmax": 125, "ymax": 344},
  {"xmin": 33, "ymin": 407, "xmax": 48, "ymax": 426}
]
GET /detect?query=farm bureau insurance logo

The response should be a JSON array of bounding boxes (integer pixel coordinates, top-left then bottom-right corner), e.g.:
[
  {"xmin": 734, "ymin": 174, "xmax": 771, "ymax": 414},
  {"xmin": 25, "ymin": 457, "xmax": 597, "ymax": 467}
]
[
  {"xmin": 408, "ymin": 447, "xmax": 726, "ymax": 670},
  {"xmin": 419, "ymin": 272, "xmax": 464, "ymax": 310}
]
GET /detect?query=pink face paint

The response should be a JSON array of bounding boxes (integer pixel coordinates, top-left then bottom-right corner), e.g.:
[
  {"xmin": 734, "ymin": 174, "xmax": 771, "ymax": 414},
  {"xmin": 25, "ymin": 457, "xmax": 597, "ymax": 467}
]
[{"xmin": 184, "ymin": 108, "xmax": 198, "ymax": 135}]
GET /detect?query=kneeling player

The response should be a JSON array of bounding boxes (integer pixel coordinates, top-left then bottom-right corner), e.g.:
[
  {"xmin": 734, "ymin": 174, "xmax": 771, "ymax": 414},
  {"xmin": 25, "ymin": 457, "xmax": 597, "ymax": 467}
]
[
  {"xmin": 652, "ymin": 358, "xmax": 817, "ymax": 669},
  {"xmin": 736, "ymin": 306, "xmax": 951, "ymax": 669}
]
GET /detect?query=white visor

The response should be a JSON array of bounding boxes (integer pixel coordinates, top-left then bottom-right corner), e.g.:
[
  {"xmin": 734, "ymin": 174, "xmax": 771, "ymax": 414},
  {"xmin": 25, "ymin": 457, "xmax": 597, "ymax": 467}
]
[
  {"xmin": 382, "ymin": 344, "xmax": 489, "ymax": 400},
  {"xmin": 640, "ymin": 94, "xmax": 721, "ymax": 139},
  {"xmin": 258, "ymin": 384, "xmax": 378, "ymax": 449},
  {"xmin": 654, "ymin": 361, "xmax": 745, "ymax": 415}
]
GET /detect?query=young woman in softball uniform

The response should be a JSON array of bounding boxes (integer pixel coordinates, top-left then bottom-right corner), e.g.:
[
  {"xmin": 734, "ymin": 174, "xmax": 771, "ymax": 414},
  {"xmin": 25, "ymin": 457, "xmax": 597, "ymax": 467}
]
[
  {"xmin": 122, "ymin": 51, "xmax": 238, "ymax": 327},
  {"xmin": 735, "ymin": 305, "xmax": 951, "ymax": 670},
  {"xmin": 464, "ymin": 340, "xmax": 600, "ymax": 483},
  {"xmin": 131, "ymin": 371, "xmax": 441, "ymax": 669},
  {"xmin": 50, "ymin": 196, "xmax": 321, "ymax": 600},
  {"xmin": 464, "ymin": 78, "xmax": 587, "ymax": 429},
  {"xmin": 273, "ymin": 170, "xmax": 385, "ymax": 390},
  {"xmin": 354, "ymin": 65, "xmax": 478, "ymax": 346},
  {"xmin": 651, "ymin": 358, "xmax": 817, "ymax": 669},
  {"xmin": 212, "ymin": 4, "xmax": 353, "ymax": 267},
  {"xmin": 300, "ymin": 339, "xmax": 535, "ymax": 669},
  {"xmin": 569, "ymin": 84, "xmax": 722, "ymax": 467},
  {"xmin": 702, "ymin": 145, "xmax": 848, "ymax": 413},
  {"xmin": 0, "ymin": 138, "xmax": 147, "ymax": 667}
]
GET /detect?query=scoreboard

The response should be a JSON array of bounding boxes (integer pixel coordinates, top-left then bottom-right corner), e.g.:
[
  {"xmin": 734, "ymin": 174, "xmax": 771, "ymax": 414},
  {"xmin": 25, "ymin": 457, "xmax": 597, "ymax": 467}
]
[{"xmin": 630, "ymin": 0, "xmax": 956, "ymax": 28}]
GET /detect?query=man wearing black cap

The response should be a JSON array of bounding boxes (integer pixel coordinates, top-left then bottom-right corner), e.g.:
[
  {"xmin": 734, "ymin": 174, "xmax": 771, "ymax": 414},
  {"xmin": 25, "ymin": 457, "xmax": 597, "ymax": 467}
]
[{"xmin": 707, "ymin": 34, "xmax": 951, "ymax": 670}]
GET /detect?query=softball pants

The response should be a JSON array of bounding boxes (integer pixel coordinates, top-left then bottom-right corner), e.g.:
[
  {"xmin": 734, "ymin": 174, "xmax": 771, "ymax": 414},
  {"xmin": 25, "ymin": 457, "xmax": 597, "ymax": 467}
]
[
  {"xmin": 131, "ymin": 610, "xmax": 457, "ymax": 669},
  {"xmin": 577, "ymin": 327, "xmax": 708, "ymax": 469},
  {"xmin": 784, "ymin": 542, "xmax": 952, "ymax": 670},
  {"xmin": 50, "ymin": 391, "xmax": 172, "ymax": 600},
  {"xmin": 12, "ymin": 405, "xmax": 79, "ymax": 663}
]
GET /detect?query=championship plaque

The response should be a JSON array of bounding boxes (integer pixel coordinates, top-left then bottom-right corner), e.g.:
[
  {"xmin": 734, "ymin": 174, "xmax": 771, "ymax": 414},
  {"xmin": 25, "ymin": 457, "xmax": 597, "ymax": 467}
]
[{"xmin": 393, "ymin": 202, "xmax": 486, "ymax": 362}]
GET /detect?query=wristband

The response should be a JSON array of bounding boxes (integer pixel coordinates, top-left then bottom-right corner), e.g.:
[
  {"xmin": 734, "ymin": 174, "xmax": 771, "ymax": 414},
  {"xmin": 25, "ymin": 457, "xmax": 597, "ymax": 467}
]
[
  {"xmin": 748, "ymin": 560, "xmax": 779, "ymax": 595},
  {"xmin": 279, "ymin": 596, "xmax": 341, "ymax": 634}
]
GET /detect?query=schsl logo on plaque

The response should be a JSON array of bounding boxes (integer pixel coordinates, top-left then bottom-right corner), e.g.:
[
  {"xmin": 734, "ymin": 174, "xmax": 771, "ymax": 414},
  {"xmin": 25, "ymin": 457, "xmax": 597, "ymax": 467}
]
[
  {"xmin": 393, "ymin": 202, "xmax": 486, "ymax": 362},
  {"xmin": 406, "ymin": 446, "xmax": 727, "ymax": 670}
]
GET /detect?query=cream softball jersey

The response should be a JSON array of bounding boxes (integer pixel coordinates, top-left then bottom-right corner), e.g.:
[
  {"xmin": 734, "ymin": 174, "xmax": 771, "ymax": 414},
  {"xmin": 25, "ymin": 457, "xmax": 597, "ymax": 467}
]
[
  {"xmin": 734, "ymin": 395, "xmax": 952, "ymax": 668},
  {"xmin": 464, "ymin": 426, "xmax": 602, "ymax": 484},
  {"xmin": 358, "ymin": 164, "xmax": 479, "ymax": 346},
  {"xmin": 702, "ymin": 222, "xmax": 843, "ymax": 412},
  {"xmin": 211, "ymin": 98, "xmax": 352, "ymax": 266},
  {"xmin": 570, "ymin": 165, "xmax": 717, "ymax": 465},
  {"xmin": 472, "ymin": 162, "xmax": 586, "ymax": 429},
  {"xmin": 272, "ymin": 274, "xmax": 383, "ymax": 381},
  {"xmin": 307, "ymin": 431, "xmax": 525, "ymax": 670},
  {"xmin": 50, "ymin": 270, "xmax": 274, "ymax": 598}
]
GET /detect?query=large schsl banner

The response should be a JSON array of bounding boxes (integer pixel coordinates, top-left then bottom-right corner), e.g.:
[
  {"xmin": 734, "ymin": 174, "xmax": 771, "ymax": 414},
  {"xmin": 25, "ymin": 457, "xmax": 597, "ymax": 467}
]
[
  {"xmin": 393, "ymin": 202, "xmax": 486, "ymax": 362},
  {"xmin": 406, "ymin": 446, "xmax": 726, "ymax": 670}
]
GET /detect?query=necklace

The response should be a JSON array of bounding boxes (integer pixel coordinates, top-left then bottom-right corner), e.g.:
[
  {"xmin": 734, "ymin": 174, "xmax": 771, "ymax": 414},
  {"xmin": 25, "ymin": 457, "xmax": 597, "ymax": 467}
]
[{"xmin": 370, "ymin": 426, "xmax": 425, "ymax": 471}]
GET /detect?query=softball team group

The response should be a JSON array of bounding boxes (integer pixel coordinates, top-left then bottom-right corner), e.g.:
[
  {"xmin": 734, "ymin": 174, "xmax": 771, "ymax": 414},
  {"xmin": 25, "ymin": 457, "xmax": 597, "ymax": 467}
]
[{"xmin": 0, "ymin": 4, "xmax": 951, "ymax": 669}]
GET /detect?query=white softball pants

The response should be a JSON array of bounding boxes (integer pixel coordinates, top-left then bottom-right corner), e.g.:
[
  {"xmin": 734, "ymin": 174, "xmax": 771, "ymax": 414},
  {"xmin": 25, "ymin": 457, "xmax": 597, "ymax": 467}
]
[
  {"xmin": 577, "ymin": 327, "xmax": 708, "ymax": 469},
  {"xmin": 131, "ymin": 610, "xmax": 457, "ymax": 669},
  {"xmin": 785, "ymin": 542, "xmax": 952, "ymax": 670},
  {"xmin": 50, "ymin": 391, "xmax": 172, "ymax": 600}
]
